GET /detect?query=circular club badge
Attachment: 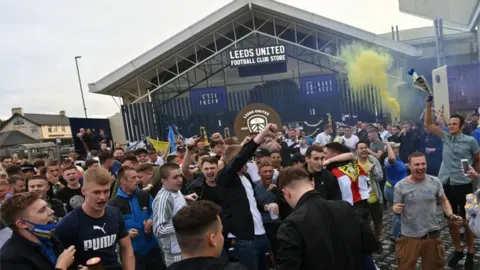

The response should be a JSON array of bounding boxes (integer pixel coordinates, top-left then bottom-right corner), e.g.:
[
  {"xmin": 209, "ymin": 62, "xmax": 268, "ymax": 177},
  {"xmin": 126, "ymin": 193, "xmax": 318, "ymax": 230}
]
[{"xmin": 233, "ymin": 103, "xmax": 282, "ymax": 139}]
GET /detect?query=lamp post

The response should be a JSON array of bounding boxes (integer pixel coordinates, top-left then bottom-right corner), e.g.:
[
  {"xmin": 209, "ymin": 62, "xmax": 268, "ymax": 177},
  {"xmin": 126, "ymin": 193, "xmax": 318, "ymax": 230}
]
[{"xmin": 74, "ymin": 56, "xmax": 88, "ymax": 118}]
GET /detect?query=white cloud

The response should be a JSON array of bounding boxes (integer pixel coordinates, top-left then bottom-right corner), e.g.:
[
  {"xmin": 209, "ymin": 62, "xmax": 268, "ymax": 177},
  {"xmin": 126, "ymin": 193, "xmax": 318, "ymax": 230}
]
[{"xmin": 0, "ymin": 0, "xmax": 431, "ymax": 120}]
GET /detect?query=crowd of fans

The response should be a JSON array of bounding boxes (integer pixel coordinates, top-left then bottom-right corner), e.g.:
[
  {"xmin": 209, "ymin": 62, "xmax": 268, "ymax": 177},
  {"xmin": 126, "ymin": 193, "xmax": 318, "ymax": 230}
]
[{"xmin": 0, "ymin": 100, "xmax": 480, "ymax": 270}]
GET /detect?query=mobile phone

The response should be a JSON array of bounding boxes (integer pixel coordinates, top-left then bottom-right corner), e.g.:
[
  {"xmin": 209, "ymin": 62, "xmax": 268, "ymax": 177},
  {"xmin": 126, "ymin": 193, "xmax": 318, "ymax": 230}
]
[{"xmin": 461, "ymin": 159, "xmax": 470, "ymax": 175}]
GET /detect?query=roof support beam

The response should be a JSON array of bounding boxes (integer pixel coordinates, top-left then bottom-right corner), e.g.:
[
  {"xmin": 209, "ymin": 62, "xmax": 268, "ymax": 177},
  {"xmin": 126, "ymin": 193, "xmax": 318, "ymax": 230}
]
[
  {"xmin": 125, "ymin": 9, "xmax": 409, "ymax": 104},
  {"xmin": 131, "ymin": 31, "xmax": 256, "ymax": 103}
]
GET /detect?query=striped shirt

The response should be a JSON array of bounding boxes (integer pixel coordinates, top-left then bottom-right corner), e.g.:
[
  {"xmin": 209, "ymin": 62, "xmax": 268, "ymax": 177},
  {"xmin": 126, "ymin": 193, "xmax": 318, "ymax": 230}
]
[{"xmin": 153, "ymin": 187, "xmax": 186, "ymax": 264}]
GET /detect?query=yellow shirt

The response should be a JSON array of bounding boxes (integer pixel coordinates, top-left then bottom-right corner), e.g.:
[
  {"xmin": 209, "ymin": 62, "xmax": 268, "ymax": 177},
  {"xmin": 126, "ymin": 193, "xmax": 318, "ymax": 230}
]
[{"xmin": 358, "ymin": 159, "xmax": 378, "ymax": 204}]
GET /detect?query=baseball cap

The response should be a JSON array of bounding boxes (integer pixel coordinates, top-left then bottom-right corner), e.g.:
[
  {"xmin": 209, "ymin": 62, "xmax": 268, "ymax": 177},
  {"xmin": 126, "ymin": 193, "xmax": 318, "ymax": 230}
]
[{"xmin": 254, "ymin": 148, "xmax": 270, "ymax": 158}]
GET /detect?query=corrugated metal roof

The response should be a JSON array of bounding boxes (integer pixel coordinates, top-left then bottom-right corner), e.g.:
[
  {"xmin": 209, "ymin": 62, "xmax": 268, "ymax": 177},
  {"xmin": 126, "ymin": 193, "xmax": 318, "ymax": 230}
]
[
  {"xmin": 0, "ymin": 131, "xmax": 38, "ymax": 147},
  {"xmin": 88, "ymin": 0, "xmax": 421, "ymax": 95}
]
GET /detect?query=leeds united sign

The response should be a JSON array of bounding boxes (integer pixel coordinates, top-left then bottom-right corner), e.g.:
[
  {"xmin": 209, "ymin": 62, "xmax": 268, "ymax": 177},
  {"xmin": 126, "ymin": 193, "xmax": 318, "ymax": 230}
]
[
  {"xmin": 229, "ymin": 45, "xmax": 286, "ymax": 67},
  {"xmin": 234, "ymin": 103, "xmax": 282, "ymax": 138}
]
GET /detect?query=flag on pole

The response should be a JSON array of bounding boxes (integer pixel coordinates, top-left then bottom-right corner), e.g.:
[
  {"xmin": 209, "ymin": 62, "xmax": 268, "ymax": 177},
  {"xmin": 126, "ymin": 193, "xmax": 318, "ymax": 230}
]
[
  {"xmin": 147, "ymin": 137, "xmax": 170, "ymax": 153},
  {"xmin": 168, "ymin": 126, "xmax": 176, "ymax": 154}
]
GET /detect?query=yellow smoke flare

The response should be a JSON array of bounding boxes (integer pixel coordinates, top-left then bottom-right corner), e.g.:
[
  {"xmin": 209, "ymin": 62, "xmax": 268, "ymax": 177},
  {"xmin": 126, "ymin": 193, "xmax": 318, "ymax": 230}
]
[{"xmin": 340, "ymin": 44, "xmax": 400, "ymax": 114}]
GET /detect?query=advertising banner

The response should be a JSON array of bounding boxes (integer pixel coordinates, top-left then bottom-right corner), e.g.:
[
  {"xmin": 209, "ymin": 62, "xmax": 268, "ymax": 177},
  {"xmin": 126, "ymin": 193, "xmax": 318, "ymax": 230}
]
[
  {"xmin": 299, "ymin": 74, "xmax": 339, "ymax": 98},
  {"xmin": 229, "ymin": 45, "xmax": 287, "ymax": 67},
  {"xmin": 190, "ymin": 87, "xmax": 227, "ymax": 112}
]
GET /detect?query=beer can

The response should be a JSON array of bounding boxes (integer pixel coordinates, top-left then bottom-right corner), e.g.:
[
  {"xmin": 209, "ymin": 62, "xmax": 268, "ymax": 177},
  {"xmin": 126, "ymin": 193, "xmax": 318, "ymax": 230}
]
[
  {"xmin": 86, "ymin": 257, "xmax": 104, "ymax": 270},
  {"xmin": 466, "ymin": 194, "xmax": 475, "ymax": 204},
  {"xmin": 466, "ymin": 203, "xmax": 472, "ymax": 209}
]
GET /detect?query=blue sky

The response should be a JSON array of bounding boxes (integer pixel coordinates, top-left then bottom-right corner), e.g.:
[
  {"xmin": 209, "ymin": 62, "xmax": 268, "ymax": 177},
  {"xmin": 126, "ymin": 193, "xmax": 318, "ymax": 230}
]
[{"xmin": 0, "ymin": 0, "xmax": 431, "ymax": 119}]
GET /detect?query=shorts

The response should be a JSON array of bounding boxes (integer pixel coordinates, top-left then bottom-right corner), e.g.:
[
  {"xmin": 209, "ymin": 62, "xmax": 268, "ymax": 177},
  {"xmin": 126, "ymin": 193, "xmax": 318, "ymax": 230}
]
[
  {"xmin": 368, "ymin": 200, "xmax": 383, "ymax": 226},
  {"xmin": 443, "ymin": 183, "xmax": 473, "ymax": 218}
]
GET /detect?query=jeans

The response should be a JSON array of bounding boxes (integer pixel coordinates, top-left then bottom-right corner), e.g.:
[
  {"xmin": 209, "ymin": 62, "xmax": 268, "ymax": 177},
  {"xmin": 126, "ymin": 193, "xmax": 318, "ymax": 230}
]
[
  {"xmin": 384, "ymin": 185, "xmax": 401, "ymax": 238},
  {"xmin": 363, "ymin": 255, "xmax": 378, "ymax": 270},
  {"xmin": 231, "ymin": 234, "xmax": 271, "ymax": 270},
  {"xmin": 264, "ymin": 222, "xmax": 280, "ymax": 258}
]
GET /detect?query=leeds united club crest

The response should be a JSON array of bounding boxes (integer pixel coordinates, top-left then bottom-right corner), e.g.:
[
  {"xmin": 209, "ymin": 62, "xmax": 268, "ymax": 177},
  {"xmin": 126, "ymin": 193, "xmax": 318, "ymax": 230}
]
[
  {"xmin": 247, "ymin": 114, "xmax": 268, "ymax": 133},
  {"xmin": 234, "ymin": 103, "xmax": 282, "ymax": 138}
]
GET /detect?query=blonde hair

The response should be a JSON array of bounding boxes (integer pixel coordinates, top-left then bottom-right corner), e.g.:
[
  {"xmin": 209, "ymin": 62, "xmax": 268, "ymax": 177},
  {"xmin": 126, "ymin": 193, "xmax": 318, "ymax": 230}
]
[{"xmin": 83, "ymin": 167, "xmax": 112, "ymax": 187}]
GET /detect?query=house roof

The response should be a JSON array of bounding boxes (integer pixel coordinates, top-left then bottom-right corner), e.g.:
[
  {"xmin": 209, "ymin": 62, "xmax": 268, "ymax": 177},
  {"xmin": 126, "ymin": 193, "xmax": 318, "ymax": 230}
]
[
  {"xmin": 23, "ymin": 113, "xmax": 70, "ymax": 126},
  {"xmin": 88, "ymin": 0, "xmax": 422, "ymax": 95},
  {"xmin": 0, "ymin": 130, "xmax": 38, "ymax": 148},
  {"xmin": 0, "ymin": 113, "xmax": 70, "ymax": 131}
]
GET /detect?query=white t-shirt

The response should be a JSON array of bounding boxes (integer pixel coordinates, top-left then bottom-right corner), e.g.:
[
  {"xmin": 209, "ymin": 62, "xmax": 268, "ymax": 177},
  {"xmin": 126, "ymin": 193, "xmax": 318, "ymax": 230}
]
[
  {"xmin": 380, "ymin": 130, "xmax": 390, "ymax": 141},
  {"xmin": 153, "ymin": 156, "xmax": 164, "ymax": 166},
  {"xmin": 315, "ymin": 132, "xmax": 331, "ymax": 145},
  {"xmin": 299, "ymin": 146, "xmax": 308, "ymax": 155},
  {"xmin": 285, "ymin": 138, "xmax": 297, "ymax": 147},
  {"xmin": 342, "ymin": 135, "xmax": 360, "ymax": 150},
  {"xmin": 239, "ymin": 175, "xmax": 265, "ymax": 235}
]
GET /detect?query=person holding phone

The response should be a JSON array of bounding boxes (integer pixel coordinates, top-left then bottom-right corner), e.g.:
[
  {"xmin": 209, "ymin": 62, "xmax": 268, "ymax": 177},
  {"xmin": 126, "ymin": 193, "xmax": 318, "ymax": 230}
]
[
  {"xmin": 424, "ymin": 96, "xmax": 480, "ymax": 269},
  {"xmin": 393, "ymin": 152, "xmax": 460, "ymax": 270}
]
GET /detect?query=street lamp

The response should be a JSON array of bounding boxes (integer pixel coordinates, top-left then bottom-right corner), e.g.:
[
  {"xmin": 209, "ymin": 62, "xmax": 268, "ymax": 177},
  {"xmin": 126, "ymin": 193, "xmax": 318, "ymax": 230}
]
[{"xmin": 74, "ymin": 56, "xmax": 88, "ymax": 118}]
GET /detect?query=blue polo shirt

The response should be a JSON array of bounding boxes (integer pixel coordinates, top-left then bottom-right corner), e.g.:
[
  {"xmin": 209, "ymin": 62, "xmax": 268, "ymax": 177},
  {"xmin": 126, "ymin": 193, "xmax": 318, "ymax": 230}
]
[
  {"xmin": 384, "ymin": 157, "xmax": 408, "ymax": 188},
  {"xmin": 438, "ymin": 132, "xmax": 480, "ymax": 185}
]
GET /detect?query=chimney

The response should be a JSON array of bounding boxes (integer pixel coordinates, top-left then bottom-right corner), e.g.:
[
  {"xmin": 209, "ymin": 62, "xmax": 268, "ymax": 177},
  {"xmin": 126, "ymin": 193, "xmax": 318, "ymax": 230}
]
[
  {"xmin": 59, "ymin": 110, "xmax": 66, "ymax": 117},
  {"xmin": 11, "ymin": 107, "xmax": 24, "ymax": 116}
]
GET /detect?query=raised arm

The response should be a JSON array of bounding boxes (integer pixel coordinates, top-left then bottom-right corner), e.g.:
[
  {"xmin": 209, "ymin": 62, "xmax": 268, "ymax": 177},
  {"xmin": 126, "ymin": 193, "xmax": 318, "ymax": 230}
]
[
  {"xmin": 424, "ymin": 97, "xmax": 444, "ymax": 137},
  {"xmin": 384, "ymin": 141, "xmax": 396, "ymax": 164},
  {"xmin": 181, "ymin": 139, "xmax": 198, "ymax": 181},
  {"xmin": 217, "ymin": 124, "xmax": 277, "ymax": 187},
  {"xmin": 323, "ymin": 152, "xmax": 354, "ymax": 167}
]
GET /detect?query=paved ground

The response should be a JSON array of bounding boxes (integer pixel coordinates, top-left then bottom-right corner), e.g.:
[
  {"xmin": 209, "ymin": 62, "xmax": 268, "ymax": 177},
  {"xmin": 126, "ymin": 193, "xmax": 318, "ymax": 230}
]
[{"xmin": 372, "ymin": 210, "xmax": 479, "ymax": 270}]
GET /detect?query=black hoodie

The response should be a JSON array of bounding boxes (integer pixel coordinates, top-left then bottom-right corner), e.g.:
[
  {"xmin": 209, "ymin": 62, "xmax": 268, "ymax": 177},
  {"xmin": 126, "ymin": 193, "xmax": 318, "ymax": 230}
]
[
  {"xmin": 167, "ymin": 256, "xmax": 247, "ymax": 270},
  {"xmin": 304, "ymin": 164, "xmax": 342, "ymax": 201}
]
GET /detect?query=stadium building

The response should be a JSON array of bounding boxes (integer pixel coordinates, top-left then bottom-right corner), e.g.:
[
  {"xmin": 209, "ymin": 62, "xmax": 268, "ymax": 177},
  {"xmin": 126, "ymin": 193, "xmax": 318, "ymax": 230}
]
[{"xmin": 89, "ymin": 0, "xmax": 480, "ymax": 141}]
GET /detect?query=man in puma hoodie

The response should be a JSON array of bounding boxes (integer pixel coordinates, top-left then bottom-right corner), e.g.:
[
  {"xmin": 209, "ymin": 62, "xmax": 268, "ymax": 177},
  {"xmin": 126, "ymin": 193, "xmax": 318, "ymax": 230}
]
[{"xmin": 168, "ymin": 200, "xmax": 247, "ymax": 270}]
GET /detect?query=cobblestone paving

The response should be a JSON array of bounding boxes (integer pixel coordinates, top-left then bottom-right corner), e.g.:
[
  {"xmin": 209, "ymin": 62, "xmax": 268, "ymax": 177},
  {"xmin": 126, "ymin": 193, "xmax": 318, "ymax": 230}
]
[{"xmin": 372, "ymin": 210, "xmax": 479, "ymax": 270}]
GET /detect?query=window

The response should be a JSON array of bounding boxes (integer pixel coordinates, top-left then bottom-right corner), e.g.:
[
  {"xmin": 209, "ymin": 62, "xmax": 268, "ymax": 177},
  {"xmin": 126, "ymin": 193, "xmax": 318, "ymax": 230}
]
[
  {"xmin": 48, "ymin": 126, "xmax": 52, "ymax": 133},
  {"xmin": 53, "ymin": 126, "xmax": 57, "ymax": 132},
  {"xmin": 31, "ymin": 127, "xmax": 37, "ymax": 134},
  {"xmin": 62, "ymin": 126, "xmax": 66, "ymax": 132}
]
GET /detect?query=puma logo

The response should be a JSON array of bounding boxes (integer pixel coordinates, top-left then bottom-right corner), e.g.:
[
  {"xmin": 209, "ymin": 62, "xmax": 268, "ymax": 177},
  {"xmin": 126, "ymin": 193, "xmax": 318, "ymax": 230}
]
[{"xmin": 93, "ymin": 223, "xmax": 106, "ymax": 234}]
